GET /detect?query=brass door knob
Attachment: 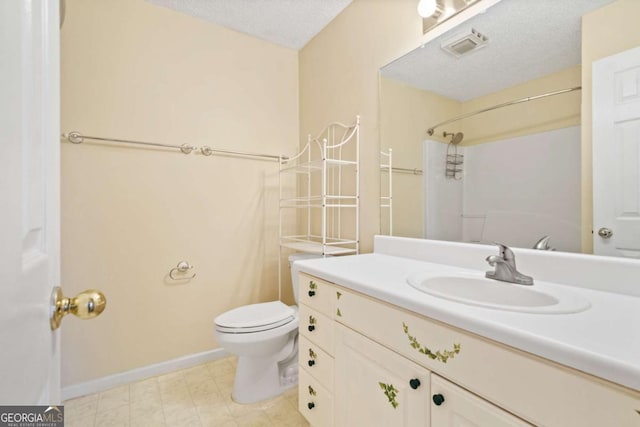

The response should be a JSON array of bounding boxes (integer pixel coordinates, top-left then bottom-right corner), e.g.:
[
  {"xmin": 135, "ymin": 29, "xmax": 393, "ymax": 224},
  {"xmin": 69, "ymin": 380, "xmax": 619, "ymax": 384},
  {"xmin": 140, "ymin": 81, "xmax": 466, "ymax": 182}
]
[{"xmin": 50, "ymin": 287, "xmax": 107, "ymax": 330}]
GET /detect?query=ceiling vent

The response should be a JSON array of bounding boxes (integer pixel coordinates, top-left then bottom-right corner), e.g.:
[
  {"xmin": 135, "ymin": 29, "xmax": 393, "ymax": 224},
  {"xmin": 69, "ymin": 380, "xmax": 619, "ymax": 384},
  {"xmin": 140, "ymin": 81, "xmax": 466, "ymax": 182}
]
[{"xmin": 441, "ymin": 28, "xmax": 489, "ymax": 58}]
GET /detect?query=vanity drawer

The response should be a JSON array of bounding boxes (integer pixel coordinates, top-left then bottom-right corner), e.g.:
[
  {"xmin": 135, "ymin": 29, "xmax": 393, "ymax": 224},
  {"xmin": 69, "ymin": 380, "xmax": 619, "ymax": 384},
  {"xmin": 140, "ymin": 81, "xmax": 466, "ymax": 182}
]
[
  {"xmin": 299, "ymin": 303, "xmax": 334, "ymax": 356},
  {"xmin": 298, "ymin": 273, "xmax": 335, "ymax": 316},
  {"xmin": 299, "ymin": 335, "xmax": 334, "ymax": 392},
  {"xmin": 335, "ymin": 287, "xmax": 465, "ymax": 375},
  {"xmin": 335, "ymin": 285, "xmax": 640, "ymax": 427},
  {"xmin": 299, "ymin": 367, "xmax": 333, "ymax": 427}
]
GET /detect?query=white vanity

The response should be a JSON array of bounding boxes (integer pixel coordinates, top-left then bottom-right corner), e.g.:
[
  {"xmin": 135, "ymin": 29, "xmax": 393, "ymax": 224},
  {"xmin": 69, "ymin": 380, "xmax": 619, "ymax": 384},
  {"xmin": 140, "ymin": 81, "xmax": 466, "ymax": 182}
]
[{"xmin": 294, "ymin": 236, "xmax": 640, "ymax": 427}]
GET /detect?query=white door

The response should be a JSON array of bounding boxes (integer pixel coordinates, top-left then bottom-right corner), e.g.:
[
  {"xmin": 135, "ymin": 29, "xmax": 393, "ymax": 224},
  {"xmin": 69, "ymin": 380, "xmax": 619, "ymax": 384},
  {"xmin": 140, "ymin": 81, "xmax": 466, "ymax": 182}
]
[
  {"xmin": 0, "ymin": 0, "xmax": 61, "ymax": 404},
  {"xmin": 593, "ymin": 46, "xmax": 640, "ymax": 257}
]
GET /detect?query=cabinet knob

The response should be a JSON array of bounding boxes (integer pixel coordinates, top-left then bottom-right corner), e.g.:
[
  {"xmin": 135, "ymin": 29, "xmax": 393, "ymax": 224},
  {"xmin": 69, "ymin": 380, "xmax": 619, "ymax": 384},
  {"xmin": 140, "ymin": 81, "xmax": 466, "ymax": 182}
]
[
  {"xmin": 308, "ymin": 325, "xmax": 315, "ymax": 332},
  {"xmin": 432, "ymin": 393, "xmax": 445, "ymax": 406},
  {"xmin": 307, "ymin": 402, "xmax": 315, "ymax": 410},
  {"xmin": 308, "ymin": 290, "xmax": 316, "ymax": 297},
  {"xmin": 409, "ymin": 378, "xmax": 421, "ymax": 389},
  {"xmin": 308, "ymin": 360, "xmax": 315, "ymax": 367}
]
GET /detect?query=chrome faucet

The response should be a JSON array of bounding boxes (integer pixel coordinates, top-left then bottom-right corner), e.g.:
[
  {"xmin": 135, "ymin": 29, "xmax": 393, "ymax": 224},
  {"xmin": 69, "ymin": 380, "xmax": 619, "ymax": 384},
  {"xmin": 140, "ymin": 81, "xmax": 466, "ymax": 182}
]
[{"xmin": 485, "ymin": 243, "xmax": 534, "ymax": 286}]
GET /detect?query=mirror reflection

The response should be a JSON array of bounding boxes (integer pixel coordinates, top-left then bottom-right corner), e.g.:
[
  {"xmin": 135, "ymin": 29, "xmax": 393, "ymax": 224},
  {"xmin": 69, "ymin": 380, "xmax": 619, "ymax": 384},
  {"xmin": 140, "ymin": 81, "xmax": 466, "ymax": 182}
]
[{"xmin": 380, "ymin": 0, "xmax": 621, "ymax": 255}]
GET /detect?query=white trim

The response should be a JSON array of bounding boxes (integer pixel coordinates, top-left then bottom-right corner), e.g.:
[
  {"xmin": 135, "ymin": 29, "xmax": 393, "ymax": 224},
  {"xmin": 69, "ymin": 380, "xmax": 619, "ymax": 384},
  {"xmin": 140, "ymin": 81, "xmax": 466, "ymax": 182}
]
[{"xmin": 62, "ymin": 348, "xmax": 230, "ymax": 401}]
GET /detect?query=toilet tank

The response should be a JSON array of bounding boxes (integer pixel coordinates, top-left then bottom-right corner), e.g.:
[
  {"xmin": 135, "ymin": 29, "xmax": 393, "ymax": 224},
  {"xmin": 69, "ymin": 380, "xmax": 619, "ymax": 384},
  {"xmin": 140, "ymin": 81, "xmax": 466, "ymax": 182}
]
[{"xmin": 288, "ymin": 253, "xmax": 325, "ymax": 304}]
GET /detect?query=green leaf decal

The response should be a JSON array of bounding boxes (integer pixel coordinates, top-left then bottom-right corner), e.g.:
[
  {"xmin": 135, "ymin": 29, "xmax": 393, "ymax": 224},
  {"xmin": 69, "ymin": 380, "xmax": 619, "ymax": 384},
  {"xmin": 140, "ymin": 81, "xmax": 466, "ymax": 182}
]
[
  {"xmin": 402, "ymin": 322, "xmax": 461, "ymax": 363},
  {"xmin": 378, "ymin": 382, "xmax": 399, "ymax": 409}
]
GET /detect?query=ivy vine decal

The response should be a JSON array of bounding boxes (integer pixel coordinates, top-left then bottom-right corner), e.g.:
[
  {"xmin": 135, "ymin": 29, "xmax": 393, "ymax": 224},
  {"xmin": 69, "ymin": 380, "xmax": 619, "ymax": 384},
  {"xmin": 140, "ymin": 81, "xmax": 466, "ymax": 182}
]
[
  {"xmin": 378, "ymin": 382, "xmax": 399, "ymax": 409},
  {"xmin": 402, "ymin": 322, "xmax": 461, "ymax": 363}
]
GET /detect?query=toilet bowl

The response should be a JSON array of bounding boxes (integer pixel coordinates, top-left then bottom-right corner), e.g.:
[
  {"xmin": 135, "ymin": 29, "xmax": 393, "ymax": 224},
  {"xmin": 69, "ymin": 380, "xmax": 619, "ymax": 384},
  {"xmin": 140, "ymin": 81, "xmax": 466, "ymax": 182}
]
[{"xmin": 214, "ymin": 253, "xmax": 322, "ymax": 403}]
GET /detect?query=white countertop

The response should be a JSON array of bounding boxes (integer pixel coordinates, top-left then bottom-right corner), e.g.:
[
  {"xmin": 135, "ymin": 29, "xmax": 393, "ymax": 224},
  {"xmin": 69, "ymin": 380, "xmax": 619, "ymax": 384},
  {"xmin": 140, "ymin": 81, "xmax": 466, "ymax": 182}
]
[{"xmin": 295, "ymin": 252, "xmax": 640, "ymax": 392}]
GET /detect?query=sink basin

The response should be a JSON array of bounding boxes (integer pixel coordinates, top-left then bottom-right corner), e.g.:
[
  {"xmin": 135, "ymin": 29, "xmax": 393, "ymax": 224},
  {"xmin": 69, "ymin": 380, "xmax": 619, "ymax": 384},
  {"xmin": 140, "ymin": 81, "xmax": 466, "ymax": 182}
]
[{"xmin": 406, "ymin": 273, "xmax": 590, "ymax": 314}]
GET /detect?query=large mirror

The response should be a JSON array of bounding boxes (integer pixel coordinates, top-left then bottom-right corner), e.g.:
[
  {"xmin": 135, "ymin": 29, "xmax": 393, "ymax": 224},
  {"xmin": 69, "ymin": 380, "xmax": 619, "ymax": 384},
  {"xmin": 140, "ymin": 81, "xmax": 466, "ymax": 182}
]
[{"xmin": 379, "ymin": 0, "xmax": 640, "ymax": 257}]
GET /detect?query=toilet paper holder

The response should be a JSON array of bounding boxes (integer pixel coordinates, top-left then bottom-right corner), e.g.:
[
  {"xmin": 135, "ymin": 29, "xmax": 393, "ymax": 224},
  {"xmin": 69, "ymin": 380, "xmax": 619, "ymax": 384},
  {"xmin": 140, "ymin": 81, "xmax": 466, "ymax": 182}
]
[{"xmin": 169, "ymin": 260, "xmax": 196, "ymax": 280}]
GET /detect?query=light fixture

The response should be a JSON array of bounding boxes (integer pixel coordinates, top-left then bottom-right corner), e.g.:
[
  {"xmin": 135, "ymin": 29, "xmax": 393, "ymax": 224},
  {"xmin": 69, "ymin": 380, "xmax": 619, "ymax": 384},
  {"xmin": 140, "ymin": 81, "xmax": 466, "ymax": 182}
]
[
  {"xmin": 420, "ymin": 0, "xmax": 482, "ymax": 35},
  {"xmin": 417, "ymin": 0, "xmax": 438, "ymax": 17}
]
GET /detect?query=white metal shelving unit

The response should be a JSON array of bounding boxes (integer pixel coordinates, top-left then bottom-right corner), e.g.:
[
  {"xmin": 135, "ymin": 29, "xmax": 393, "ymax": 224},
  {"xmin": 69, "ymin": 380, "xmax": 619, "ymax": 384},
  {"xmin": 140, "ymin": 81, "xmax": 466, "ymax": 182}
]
[
  {"xmin": 278, "ymin": 116, "xmax": 360, "ymax": 296},
  {"xmin": 380, "ymin": 148, "xmax": 393, "ymax": 236}
]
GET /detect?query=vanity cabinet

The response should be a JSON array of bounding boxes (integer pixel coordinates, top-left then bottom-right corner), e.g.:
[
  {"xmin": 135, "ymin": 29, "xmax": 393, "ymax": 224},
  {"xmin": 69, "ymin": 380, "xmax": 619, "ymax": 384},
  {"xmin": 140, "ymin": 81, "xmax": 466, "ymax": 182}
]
[
  {"xmin": 298, "ymin": 274, "xmax": 336, "ymax": 425},
  {"xmin": 298, "ymin": 272, "xmax": 640, "ymax": 427},
  {"xmin": 430, "ymin": 375, "xmax": 530, "ymax": 427},
  {"xmin": 334, "ymin": 321, "xmax": 527, "ymax": 427},
  {"xmin": 334, "ymin": 323, "xmax": 430, "ymax": 426}
]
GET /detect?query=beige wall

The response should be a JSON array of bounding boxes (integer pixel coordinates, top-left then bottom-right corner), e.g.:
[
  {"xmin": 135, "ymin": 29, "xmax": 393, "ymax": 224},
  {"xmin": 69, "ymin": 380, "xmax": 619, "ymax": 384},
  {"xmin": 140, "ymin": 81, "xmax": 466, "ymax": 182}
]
[
  {"xmin": 460, "ymin": 65, "xmax": 581, "ymax": 146},
  {"xmin": 299, "ymin": 0, "xmax": 426, "ymax": 252},
  {"xmin": 380, "ymin": 78, "xmax": 462, "ymax": 237},
  {"xmin": 581, "ymin": 0, "xmax": 640, "ymax": 253},
  {"xmin": 61, "ymin": 0, "xmax": 298, "ymax": 386}
]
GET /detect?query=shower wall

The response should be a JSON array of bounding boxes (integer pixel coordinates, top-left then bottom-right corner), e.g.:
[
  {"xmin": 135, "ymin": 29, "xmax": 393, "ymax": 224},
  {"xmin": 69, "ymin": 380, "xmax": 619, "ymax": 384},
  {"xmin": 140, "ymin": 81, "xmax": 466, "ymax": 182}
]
[
  {"xmin": 425, "ymin": 126, "xmax": 581, "ymax": 252},
  {"xmin": 61, "ymin": 0, "xmax": 298, "ymax": 388}
]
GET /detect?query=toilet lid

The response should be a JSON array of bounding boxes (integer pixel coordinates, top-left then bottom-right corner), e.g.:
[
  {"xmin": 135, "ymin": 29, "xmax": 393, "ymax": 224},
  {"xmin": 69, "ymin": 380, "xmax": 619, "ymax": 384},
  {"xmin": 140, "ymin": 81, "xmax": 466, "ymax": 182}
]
[{"xmin": 215, "ymin": 301, "xmax": 296, "ymax": 333}]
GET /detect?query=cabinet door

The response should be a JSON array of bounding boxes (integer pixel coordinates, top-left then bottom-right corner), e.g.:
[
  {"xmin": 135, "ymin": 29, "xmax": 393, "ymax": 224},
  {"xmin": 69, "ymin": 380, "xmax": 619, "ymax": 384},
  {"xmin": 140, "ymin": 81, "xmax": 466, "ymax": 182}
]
[
  {"xmin": 335, "ymin": 324, "xmax": 430, "ymax": 427},
  {"xmin": 431, "ymin": 375, "xmax": 531, "ymax": 427}
]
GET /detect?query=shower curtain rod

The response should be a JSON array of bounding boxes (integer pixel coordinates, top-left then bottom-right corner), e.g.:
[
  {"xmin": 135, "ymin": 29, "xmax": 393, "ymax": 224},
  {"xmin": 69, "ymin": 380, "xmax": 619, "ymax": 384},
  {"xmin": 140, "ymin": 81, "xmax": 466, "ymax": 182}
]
[
  {"xmin": 61, "ymin": 131, "xmax": 285, "ymax": 161},
  {"xmin": 426, "ymin": 86, "xmax": 582, "ymax": 136}
]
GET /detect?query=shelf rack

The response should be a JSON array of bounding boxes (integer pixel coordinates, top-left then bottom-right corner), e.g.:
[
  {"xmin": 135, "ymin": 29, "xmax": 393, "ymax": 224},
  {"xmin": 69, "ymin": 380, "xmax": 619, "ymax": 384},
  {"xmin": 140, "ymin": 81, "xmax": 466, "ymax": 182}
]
[
  {"xmin": 380, "ymin": 148, "xmax": 393, "ymax": 236},
  {"xmin": 278, "ymin": 116, "xmax": 360, "ymax": 297}
]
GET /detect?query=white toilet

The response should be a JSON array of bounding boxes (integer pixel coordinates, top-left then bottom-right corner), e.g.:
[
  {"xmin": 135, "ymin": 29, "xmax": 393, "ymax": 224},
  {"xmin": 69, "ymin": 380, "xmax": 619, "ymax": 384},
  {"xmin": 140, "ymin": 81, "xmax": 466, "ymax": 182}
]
[{"xmin": 214, "ymin": 253, "xmax": 321, "ymax": 403}]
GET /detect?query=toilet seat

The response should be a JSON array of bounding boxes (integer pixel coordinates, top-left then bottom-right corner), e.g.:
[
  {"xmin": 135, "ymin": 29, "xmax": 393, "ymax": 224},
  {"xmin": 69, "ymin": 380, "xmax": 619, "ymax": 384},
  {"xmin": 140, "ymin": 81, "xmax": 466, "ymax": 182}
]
[{"xmin": 215, "ymin": 301, "xmax": 296, "ymax": 334}]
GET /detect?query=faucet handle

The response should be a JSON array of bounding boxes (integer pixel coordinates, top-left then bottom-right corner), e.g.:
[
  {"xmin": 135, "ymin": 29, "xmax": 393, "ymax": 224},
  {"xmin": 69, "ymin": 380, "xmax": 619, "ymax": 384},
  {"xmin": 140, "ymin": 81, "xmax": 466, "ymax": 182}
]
[
  {"xmin": 533, "ymin": 235, "xmax": 555, "ymax": 251},
  {"xmin": 492, "ymin": 242, "xmax": 514, "ymax": 261}
]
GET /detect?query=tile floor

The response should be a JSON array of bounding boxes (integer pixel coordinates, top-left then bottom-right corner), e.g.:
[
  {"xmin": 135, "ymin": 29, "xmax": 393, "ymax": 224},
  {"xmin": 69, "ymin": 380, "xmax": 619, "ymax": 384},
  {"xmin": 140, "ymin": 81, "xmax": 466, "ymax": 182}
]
[{"xmin": 63, "ymin": 356, "xmax": 309, "ymax": 427}]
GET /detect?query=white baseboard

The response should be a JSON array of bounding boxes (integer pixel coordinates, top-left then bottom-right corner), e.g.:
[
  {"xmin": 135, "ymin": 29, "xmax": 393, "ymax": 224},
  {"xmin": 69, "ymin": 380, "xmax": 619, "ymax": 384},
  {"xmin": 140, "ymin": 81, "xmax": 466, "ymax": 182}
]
[{"xmin": 62, "ymin": 348, "xmax": 230, "ymax": 401}]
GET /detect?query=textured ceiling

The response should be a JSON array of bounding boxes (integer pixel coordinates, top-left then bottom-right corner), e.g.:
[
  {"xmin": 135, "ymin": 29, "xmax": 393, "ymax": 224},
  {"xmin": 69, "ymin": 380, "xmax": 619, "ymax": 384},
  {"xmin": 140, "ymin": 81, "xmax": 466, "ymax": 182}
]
[
  {"xmin": 146, "ymin": 0, "xmax": 353, "ymax": 50},
  {"xmin": 381, "ymin": 0, "xmax": 617, "ymax": 101}
]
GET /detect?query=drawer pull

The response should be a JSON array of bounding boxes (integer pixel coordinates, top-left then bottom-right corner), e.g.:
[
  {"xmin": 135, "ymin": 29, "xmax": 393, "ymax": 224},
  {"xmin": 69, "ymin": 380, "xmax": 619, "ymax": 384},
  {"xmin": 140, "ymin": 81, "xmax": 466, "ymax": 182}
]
[
  {"xmin": 308, "ymin": 315, "xmax": 316, "ymax": 332},
  {"xmin": 379, "ymin": 382, "xmax": 399, "ymax": 409},
  {"xmin": 402, "ymin": 322, "xmax": 461, "ymax": 363},
  {"xmin": 432, "ymin": 393, "xmax": 445, "ymax": 406},
  {"xmin": 409, "ymin": 378, "xmax": 421, "ymax": 390},
  {"xmin": 307, "ymin": 402, "xmax": 315, "ymax": 410},
  {"xmin": 308, "ymin": 325, "xmax": 315, "ymax": 332},
  {"xmin": 308, "ymin": 360, "xmax": 315, "ymax": 367},
  {"xmin": 308, "ymin": 290, "xmax": 316, "ymax": 297},
  {"xmin": 308, "ymin": 386, "xmax": 317, "ymax": 396}
]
